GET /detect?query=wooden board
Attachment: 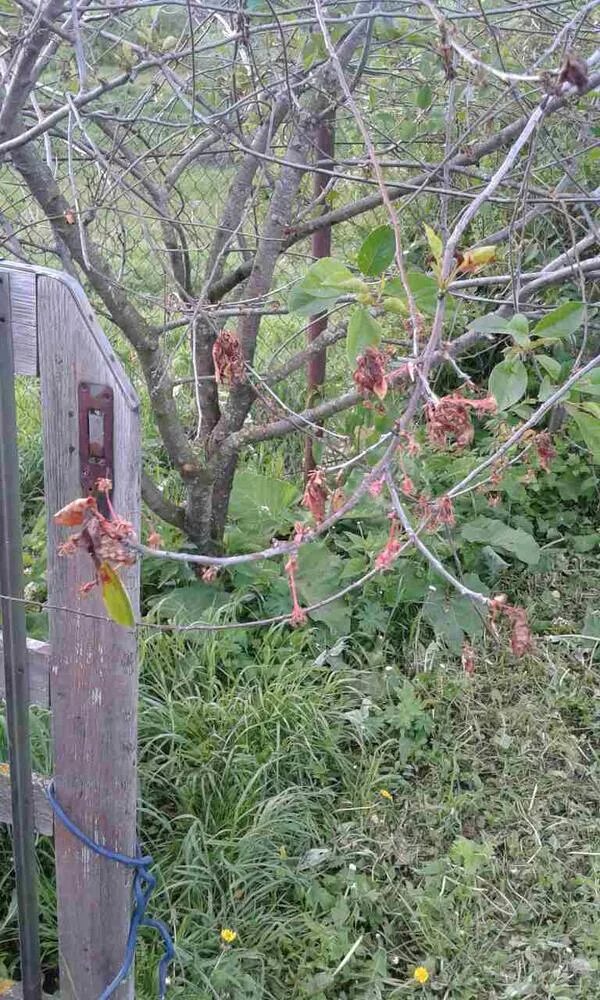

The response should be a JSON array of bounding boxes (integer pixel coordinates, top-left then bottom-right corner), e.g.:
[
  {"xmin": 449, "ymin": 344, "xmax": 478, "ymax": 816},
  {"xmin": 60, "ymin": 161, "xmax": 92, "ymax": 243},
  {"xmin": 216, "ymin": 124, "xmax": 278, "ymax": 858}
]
[
  {"xmin": 0, "ymin": 767, "xmax": 53, "ymax": 837},
  {"xmin": 0, "ymin": 636, "xmax": 50, "ymax": 708},
  {"xmin": 37, "ymin": 269, "xmax": 140, "ymax": 1000},
  {"xmin": 0, "ymin": 269, "xmax": 37, "ymax": 376}
]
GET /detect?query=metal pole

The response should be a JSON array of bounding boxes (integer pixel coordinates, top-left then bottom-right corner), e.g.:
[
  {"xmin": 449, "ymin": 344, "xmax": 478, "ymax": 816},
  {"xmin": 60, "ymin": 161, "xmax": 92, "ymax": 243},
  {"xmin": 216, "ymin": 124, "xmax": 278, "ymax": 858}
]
[
  {"xmin": 0, "ymin": 273, "xmax": 42, "ymax": 1000},
  {"xmin": 304, "ymin": 111, "xmax": 334, "ymax": 480}
]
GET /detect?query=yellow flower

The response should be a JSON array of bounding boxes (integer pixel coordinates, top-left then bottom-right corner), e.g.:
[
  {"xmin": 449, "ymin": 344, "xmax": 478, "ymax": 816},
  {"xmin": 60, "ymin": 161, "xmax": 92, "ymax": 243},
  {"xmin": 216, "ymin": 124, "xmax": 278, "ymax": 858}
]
[
  {"xmin": 379, "ymin": 788, "xmax": 393, "ymax": 801},
  {"xmin": 220, "ymin": 928, "xmax": 237, "ymax": 944},
  {"xmin": 413, "ymin": 965, "xmax": 429, "ymax": 984}
]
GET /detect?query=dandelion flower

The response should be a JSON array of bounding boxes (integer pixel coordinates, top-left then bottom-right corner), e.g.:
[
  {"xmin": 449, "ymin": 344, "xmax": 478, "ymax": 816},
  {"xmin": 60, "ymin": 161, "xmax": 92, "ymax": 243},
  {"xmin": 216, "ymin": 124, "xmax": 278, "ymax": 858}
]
[
  {"xmin": 220, "ymin": 928, "xmax": 237, "ymax": 944},
  {"xmin": 413, "ymin": 966, "xmax": 429, "ymax": 984},
  {"xmin": 379, "ymin": 788, "xmax": 393, "ymax": 802}
]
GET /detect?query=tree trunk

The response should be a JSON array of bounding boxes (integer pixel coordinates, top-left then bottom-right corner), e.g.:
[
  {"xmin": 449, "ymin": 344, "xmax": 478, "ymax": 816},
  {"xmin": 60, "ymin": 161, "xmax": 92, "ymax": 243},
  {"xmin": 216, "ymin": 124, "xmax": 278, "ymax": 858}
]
[{"xmin": 180, "ymin": 456, "xmax": 239, "ymax": 555}]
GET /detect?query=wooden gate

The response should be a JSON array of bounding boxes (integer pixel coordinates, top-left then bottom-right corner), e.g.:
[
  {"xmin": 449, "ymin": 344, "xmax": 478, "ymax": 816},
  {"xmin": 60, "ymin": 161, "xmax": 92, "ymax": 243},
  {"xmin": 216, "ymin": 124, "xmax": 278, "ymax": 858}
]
[{"xmin": 0, "ymin": 261, "xmax": 141, "ymax": 999}]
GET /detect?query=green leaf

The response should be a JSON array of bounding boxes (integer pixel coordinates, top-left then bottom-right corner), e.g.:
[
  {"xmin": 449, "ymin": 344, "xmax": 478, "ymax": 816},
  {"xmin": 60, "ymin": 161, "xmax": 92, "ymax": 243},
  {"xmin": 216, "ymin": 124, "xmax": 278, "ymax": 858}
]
[
  {"xmin": 568, "ymin": 407, "xmax": 600, "ymax": 462},
  {"xmin": 537, "ymin": 354, "xmax": 562, "ymax": 379},
  {"xmin": 489, "ymin": 357, "xmax": 528, "ymax": 410},
  {"xmin": 288, "ymin": 285, "xmax": 340, "ymax": 317},
  {"xmin": 148, "ymin": 583, "xmax": 231, "ymax": 624},
  {"xmin": 577, "ymin": 367, "xmax": 600, "ymax": 397},
  {"xmin": 422, "ymin": 587, "xmax": 464, "ymax": 653},
  {"xmin": 99, "ymin": 563, "xmax": 135, "ymax": 627},
  {"xmin": 384, "ymin": 272, "xmax": 441, "ymax": 316},
  {"xmin": 229, "ymin": 471, "xmax": 299, "ymax": 538},
  {"xmin": 468, "ymin": 315, "xmax": 511, "ymax": 335},
  {"xmin": 296, "ymin": 543, "xmax": 350, "ymax": 635},
  {"xmin": 450, "ymin": 837, "xmax": 493, "ymax": 874},
  {"xmin": 416, "ymin": 84, "xmax": 432, "ymax": 109},
  {"xmin": 507, "ymin": 314, "xmax": 531, "ymax": 348},
  {"xmin": 424, "ymin": 223, "xmax": 443, "ymax": 264},
  {"xmin": 461, "ymin": 517, "xmax": 540, "ymax": 565},
  {"xmin": 532, "ymin": 301, "xmax": 585, "ymax": 341},
  {"xmin": 451, "ymin": 593, "xmax": 485, "ymax": 638},
  {"xmin": 346, "ymin": 308, "xmax": 383, "ymax": 363},
  {"xmin": 300, "ymin": 257, "xmax": 355, "ymax": 295},
  {"xmin": 581, "ymin": 401, "xmax": 600, "ymax": 419},
  {"xmin": 508, "ymin": 314, "xmax": 529, "ymax": 335},
  {"xmin": 582, "ymin": 609, "xmax": 600, "ymax": 648},
  {"xmin": 357, "ymin": 225, "xmax": 395, "ymax": 276},
  {"xmin": 288, "ymin": 257, "xmax": 355, "ymax": 315},
  {"xmin": 538, "ymin": 376, "xmax": 555, "ymax": 401},
  {"xmin": 572, "ymin": 534, "xmax": 600, "ymax": 553}
]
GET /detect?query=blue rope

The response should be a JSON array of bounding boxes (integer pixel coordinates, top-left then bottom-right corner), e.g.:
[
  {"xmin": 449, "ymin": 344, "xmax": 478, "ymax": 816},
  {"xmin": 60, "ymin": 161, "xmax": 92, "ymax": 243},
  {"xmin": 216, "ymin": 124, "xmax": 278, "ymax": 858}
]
[{"xmin": 46, "ymin": 780, "xmax": 175, "ymax": 1000}]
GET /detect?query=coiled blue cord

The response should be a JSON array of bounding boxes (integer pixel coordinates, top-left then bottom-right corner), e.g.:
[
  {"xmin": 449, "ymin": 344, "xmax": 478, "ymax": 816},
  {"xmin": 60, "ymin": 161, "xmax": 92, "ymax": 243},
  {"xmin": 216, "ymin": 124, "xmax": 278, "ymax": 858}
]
[{"xmin": 46, "ymin": 779, "xmax": 175, "ymax": 1000}]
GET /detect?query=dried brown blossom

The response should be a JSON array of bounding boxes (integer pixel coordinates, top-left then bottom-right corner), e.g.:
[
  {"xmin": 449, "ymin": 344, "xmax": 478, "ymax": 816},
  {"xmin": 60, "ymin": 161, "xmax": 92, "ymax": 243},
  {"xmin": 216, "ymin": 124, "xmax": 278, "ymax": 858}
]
[
  {"xmin": 417, "ymin": 494, "xmax": 456, "ymax": 531},
  {"xmin": 398, "ymin": 432, "xmax": 421, "ymax": 457},
  {"xmin": 302, "ymin": 469, "xmax": 329, "ymax": 523},
  {"xmin": 557, "ymin": 53, "xmax": 588, "ymax": 93},
  {"xmin": 461, "ymin": 641, "xmax": 476, "ymax": 676},
  {"xmin": 400, "ymin": 475, "xmax": 415, "ymax": 497},
  {"xmin": 505, "ymin": 605, "xmax": 533, "ymax": 657},
  {"xmin": 353, "ymin": 347, "xmax": 388, "ymax": 400},
  {"xmin": 147, "ymin": 531, "xmax": 163, "ymax": 550},
  {"xmin": 535, "ymin": 431, "xmax": 556, "ymax": 472},
  {"xmin": 375, "ymin": 516, "xmax": 402, "ymax": 571},
  {"xmin": 426, "ymin": 393, "xmax": 497, "ymax": 451},
  {"xmin": 368, "ymin": 475, "xmax": 385, "ymax": 498},
  {"xmin": 489, "ymin": 597, "xmax": 532, "ymax": 657},
  {"xmin": 212, "ymin": 329, "xmax": 245, "ymax": 386},
  {"xmin": 330, "ymin": 488, "xmax": 346, "ymax": 513},
  {"xmin": 54, "ymin": 493, "xmax": 136, "ymax": 571}
]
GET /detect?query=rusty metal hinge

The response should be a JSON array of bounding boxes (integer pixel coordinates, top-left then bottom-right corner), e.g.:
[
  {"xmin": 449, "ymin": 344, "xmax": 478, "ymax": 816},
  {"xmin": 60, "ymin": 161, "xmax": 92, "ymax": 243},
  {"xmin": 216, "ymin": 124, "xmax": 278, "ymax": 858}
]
[{"xmin": 78, "ymin": 382, "xmax": 114, "ymax": 516}]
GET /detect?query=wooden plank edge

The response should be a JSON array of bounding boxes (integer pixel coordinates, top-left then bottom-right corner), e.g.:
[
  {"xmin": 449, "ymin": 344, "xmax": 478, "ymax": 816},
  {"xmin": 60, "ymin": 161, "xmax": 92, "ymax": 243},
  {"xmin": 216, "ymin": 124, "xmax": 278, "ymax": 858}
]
[
  {"xmin": 0, "ymin": 636, "xmax": 50, "ymax": 709},
  {"xmin": 0, "ymin": 269, "xmax": 37, "ymax": 377},
  {"xmin": 0, "ymin": 766, "xmax": 53, "ymax": 837},
  {"xmin": 1, "ymin": 262, "xmax": 137, "ymax": 408}
]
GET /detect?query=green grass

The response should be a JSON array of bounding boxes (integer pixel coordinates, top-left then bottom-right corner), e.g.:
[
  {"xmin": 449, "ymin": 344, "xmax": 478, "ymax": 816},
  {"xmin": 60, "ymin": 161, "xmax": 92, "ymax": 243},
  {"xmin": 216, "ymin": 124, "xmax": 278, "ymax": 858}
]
[
  {"xmin": 3, "ymin": 599, "xmax": 599, "ymax": 998},
  {"xmin": 131, "ymin": 621, "xmax": 600, "ymax": 999}
]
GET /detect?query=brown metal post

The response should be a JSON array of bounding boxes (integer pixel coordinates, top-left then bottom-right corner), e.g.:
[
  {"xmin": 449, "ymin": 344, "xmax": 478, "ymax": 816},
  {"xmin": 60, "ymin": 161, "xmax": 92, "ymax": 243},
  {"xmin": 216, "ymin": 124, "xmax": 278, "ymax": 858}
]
[{"xmin": 304, "ymin": 112, "xmax": 334, "ymax": 479}]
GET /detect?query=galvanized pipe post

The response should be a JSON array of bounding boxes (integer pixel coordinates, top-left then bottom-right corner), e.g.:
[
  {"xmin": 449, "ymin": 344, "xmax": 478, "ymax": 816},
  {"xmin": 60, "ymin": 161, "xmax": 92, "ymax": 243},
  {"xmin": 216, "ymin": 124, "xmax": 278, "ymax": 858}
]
[{"xmin": 0, "ymin": 274, "xmax": 42, "ymax": 999}]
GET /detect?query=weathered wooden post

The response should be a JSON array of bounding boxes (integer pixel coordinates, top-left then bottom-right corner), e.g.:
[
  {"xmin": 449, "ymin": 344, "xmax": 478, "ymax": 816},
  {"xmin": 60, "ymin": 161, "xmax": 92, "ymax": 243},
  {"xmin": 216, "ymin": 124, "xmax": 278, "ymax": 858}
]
[{"xmin": 0, "ymin": 262, "xmax": 141, "ymax": 1000}]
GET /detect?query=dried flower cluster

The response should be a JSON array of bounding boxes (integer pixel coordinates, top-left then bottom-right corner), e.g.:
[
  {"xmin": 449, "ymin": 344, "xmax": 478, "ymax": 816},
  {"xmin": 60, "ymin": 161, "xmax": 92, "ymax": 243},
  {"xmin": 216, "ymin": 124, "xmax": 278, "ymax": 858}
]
[
  {"xmin": 490, "ymin": 594, "xmax": 533, "ymax": 657},
  {"xmin": 416, "ymin": 494, "xmax": 456, "ymax": 531},
  {"xmin": 534, "ymin": 431, "xmax": 556, "ymax": 471},
  {"xmin": 53, "ymin": 480, "xmax": 136, "ymax": 624},
  {"xmin": 375, "ymin": 516, "xmax": 402, "ymax": 570},
  {"xmin": 55, "ymin": 485, "xmax": 135, "ymax": 571},
  {"xmin": 302, "ymin": 468, "xmax": 329, "ymax": 523},
  {"xmin": 425, "ymin": 393, "xmax": 496, "ymax": 451},
  {"xmin": 353, "ymin": 347, "xmax": 388, "ymax": 399},
  {"xmin": 212, "ymin": 329, "xmax": 245, "ymax": 386}
]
